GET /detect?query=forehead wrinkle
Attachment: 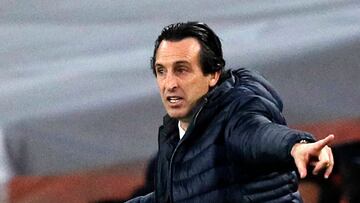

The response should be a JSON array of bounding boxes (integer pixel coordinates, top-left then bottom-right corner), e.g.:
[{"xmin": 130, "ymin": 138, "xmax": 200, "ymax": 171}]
[{"xmin": 155, "ymin": 38, "xmax": 201, "ymax": 66}]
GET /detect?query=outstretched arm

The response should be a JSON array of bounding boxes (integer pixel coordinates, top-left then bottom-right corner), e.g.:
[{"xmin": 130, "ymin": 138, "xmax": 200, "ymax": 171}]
[{"xmin": 291, "ymin": 134, "xmax": 335, "ymax": 179}]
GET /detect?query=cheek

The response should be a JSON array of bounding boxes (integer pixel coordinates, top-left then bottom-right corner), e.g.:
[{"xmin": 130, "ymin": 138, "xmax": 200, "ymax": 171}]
[
  {"xmin": 188, "ymin": 83, "xmax": 209, "ymax": 100},
  {"xmin": 156, "ymin": 79, "xmax": 164, "ymax": 90}
]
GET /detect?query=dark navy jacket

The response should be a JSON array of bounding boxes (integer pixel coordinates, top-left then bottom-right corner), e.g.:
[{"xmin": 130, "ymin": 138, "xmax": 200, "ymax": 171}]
[{"xmin": 127, "ymin": 68, "xmax": 315, "ymax": 203}]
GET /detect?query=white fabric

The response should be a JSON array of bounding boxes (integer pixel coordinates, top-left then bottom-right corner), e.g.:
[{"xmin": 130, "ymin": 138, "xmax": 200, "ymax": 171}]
[{"xmin": 178, "ymin": 122, "xmax": 186, "ymax": 140}]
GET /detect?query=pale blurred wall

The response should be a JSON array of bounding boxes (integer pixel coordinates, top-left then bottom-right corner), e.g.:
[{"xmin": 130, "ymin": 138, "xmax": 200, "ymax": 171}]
[{"xmin": 0, "ymin": 0, "xmax": 359, "ymax": 177}]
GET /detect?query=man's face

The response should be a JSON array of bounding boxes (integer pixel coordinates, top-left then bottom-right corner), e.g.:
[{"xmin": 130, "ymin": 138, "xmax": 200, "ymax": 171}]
[{"xmin": 154, "ymin": 37, "xmax": 219, "ymax": 123}]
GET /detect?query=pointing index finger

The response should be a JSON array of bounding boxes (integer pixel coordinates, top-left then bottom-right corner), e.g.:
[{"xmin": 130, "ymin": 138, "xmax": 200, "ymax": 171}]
[{"xmin": 313, "ymin": 134, "xmax": 335, "ymax": 150}]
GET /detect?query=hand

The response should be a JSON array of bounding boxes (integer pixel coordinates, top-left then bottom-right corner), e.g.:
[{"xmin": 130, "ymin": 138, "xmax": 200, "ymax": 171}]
[{"xmin": 291, "ymin": 134, "xmax": 334, "ymax": 179}]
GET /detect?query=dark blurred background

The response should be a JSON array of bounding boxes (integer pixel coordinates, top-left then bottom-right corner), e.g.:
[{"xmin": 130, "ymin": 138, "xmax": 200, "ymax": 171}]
[{"xmin": 0, "ymin": 1, "xmax": 359, "ymax": 202}]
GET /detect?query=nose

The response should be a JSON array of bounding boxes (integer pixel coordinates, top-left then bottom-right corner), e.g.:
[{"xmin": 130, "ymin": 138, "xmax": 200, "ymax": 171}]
[{"xmin": 164, "ymin": 72, "xmax": 178, "ymax": 91}]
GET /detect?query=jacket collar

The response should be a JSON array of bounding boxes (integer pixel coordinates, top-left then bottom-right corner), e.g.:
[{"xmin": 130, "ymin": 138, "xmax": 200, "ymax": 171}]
[{"xmin": 160, "ymin": 68, "xmax": 285, "ymax": 139}]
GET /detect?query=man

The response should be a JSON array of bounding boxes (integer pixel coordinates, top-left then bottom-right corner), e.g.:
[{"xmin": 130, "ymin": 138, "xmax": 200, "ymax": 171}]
[{"xmin": 127, "ymin": 22, "xmax": 334, "ymax": 203}]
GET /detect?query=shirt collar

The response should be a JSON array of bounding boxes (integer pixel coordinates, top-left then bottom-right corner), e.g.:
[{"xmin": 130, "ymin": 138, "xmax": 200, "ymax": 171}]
[{"xmin": 178, "ymin": 121, "xmax": 186, "ymax": 140}]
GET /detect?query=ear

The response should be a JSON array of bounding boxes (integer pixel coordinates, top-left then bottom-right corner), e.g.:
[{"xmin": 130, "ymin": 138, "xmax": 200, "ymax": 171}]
[{"xmin": 209, "ymin": 71, "xmax": 221, "ymax": 87}]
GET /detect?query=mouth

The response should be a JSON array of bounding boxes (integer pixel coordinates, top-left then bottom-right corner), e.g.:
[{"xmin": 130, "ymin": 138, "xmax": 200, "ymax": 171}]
[{"xmin": 166, "ymin": 96, "xmax": 183, "ymax": 104}]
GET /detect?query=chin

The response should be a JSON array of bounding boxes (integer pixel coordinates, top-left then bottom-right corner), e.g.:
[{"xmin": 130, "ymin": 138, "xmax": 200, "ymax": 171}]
[{"xmin": 167, "ymin": 110, "xmax": 189, "ymax": 120}]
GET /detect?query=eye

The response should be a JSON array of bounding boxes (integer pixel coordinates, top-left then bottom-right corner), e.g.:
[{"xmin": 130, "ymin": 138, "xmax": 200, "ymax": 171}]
[
  {"xmin": 175, "ymin": 66, "xmax": 188, "ymax": 74},
  {"xmin": 156, "ymin": 66, "xmax": 165, "ymax": 75}
]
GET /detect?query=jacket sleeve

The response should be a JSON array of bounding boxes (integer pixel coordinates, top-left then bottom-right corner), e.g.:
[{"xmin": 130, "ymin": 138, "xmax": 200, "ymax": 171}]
[
  {"xmin": 224, "ymin": 96, "xmax": 315, "ymax": 166},
  {"xmin": 124, "ymin": 192, "xmax": 155, "ymax": 203}
]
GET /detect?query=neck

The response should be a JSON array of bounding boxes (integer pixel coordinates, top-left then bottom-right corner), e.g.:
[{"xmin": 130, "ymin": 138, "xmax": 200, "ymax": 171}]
[{"xmin": 179, "ymin": 121, "xmax": 189, "ymax": 131}]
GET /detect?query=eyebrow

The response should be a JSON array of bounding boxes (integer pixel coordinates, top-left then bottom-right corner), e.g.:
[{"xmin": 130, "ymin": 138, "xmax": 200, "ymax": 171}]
[
  {"xmin": 155, "ymin": 60, "xmax": 190, "ymax": 67},
  {"xmin": 174, "ymin": 60, "xmax": 190, "ymax": 66}
]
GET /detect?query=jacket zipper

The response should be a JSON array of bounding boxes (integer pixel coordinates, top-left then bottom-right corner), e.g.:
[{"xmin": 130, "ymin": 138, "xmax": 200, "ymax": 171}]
[{"xmin": 168, "ymin": 98, "xmax": 208, "ymax": 203}]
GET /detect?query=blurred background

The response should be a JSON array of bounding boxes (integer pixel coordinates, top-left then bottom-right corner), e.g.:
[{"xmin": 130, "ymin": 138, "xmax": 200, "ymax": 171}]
[{"xmin": 0, "ymin": 0, "xmax": 359, "ymax": 202}]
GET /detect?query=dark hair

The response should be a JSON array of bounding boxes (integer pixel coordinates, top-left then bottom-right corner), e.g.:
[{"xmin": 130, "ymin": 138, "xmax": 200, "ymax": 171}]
[{"xmin": 151, "ymin": 21, "xmax": 225, "ymax": 76}]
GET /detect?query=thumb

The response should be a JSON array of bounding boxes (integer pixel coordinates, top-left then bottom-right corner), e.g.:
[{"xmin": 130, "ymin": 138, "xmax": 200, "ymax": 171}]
[{"xmin": 294, "ymin": 157, "xmax": 308, "ymax": 179}]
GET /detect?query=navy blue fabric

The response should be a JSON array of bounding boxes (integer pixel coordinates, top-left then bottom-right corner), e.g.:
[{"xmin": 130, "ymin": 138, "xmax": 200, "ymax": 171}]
[
  {"xmin": 125, "ymin": 192, "xmax": 155, "ymax": 203},
  {"xmin": 128, "ymin": 68, "xmax": 315, "ymax": 203}
]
